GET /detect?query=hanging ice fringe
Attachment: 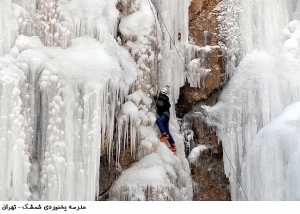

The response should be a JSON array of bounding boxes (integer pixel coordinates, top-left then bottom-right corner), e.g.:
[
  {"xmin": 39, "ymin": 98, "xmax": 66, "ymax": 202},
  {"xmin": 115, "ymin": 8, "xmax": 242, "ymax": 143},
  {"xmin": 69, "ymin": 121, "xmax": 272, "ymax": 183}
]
[
  {"xmin": 0, "ymin": 0, "xmax": 194, "ymax": 201},
  {"xmin": 204, "ymin": 0, "xmax": 300, "ymax": 200}
]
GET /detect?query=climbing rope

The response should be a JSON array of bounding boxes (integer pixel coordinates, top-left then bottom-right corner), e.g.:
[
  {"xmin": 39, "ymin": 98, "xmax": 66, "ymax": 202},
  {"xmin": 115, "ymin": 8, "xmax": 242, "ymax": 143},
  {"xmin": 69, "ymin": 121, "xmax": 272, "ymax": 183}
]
[{"xmin": 148, "ymin": 1, "xmax": 249, "ymax": 201}]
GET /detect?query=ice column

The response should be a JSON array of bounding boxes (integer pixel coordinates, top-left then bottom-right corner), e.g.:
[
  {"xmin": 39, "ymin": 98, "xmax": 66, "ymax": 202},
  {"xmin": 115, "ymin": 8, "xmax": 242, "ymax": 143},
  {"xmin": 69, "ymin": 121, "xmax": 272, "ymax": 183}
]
[
  {"xmin": 38, "ymin": 75, "xmax": 120, "ymax": 200},
  {"xmin": 0, "ymin": 63, "xmax": 31, "ymax": 200}
]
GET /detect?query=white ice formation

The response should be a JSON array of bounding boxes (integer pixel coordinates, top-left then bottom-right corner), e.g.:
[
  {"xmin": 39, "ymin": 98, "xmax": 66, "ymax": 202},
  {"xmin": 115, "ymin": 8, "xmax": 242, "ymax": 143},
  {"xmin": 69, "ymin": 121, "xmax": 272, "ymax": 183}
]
[
  {"xmin": 204, "ymin": 0, "xmax": 300, "ymax": 200},
  {"xmin": 0, "ymin": 0, "xmax": 194, "ymax": 201}
]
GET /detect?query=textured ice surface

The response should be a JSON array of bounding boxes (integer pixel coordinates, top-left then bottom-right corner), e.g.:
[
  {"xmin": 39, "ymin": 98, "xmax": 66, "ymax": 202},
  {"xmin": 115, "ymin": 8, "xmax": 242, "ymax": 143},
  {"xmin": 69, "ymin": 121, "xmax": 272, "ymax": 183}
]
[
  {"xmin": 206, "ymin": 0, "xmax": 300, "ymax": 200},
  {"xmin": 243, "ymin": 102, "xmax": 300, "ymax": 200},
  {"xmin": 110, "ymin": 89, "xmax": 193, "ymax": 201},
  {"xmin": 0, "ymin": 0, "xmax": 193, "ymax": 201}
]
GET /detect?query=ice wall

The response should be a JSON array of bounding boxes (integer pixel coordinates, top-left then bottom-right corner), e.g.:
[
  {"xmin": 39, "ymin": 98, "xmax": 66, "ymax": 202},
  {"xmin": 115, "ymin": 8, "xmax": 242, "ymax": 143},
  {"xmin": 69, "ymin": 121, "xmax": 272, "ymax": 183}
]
[
  {"xmin": 0, "ymin": 0, "xmax": 138, "ymax": 200},
  {"xmin": 0, "ymin": 0, "xmax": 19, "ymax": 55},
  {"xmin": 243, "ymin": 102, "xmax": 300, "ymax": 200},
  {"xmin": 1, "ymin": 34, "xmax": 137, "ymax": 200},
  {"xmin": 118, "ymin": 0, "xmax": 161, "ymax": 91},
  {"xmin": 118, "ymin": 0, "xmax": 192, "ymax": 103},
  {"xmin": 35, "ymin": 37, "xmax": 137, "ymax": 200},
  {"xmin": 152, "ymin": 0, "xmax": 191, "ymax": 102},
  {"xmin": 110, "ymin": 90, "xmax": 193, "ymax": 201},
  {"xmin": 0, "ymin": 1, "xmax": 34, "ymax": 200},
  {"xmin": 0, "ymin": 56, "xmax": 31, "ymax": 200},
  {"xmin": 1, "ymin": 0, "xmax": 194, "ymax": 201},
  {"xmin": 216, "ymin": 0, "xmax": 294, "ymax": 78},
  {"xmin": 107, "ymin": 0, "xmax": 195, "ymax": 200},
  {"xmin": 215, "ymin": 0, "xmax": 242, "ymax": 79},
  {"xmin": 205, "ymin": 0, "xmax": 300, "ymax": 200},
  {"xmin": 238, "ymin": 0, "xmax": 293, "ymax": 55},
  {"xmin": 16, "ymin": 0, "xmax": 119, "ymax": 48}
]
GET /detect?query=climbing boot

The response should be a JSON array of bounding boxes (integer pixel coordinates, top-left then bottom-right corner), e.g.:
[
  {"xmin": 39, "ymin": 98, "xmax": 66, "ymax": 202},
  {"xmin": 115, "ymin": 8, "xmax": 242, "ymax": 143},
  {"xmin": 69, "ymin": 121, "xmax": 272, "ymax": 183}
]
[
  {"xmin": 160, "ymin": 132, "xmax": 169, "ymax": 142},
  {"xmin": 169, "ymin": 144, "xmax": 176, "ymax": 152}
]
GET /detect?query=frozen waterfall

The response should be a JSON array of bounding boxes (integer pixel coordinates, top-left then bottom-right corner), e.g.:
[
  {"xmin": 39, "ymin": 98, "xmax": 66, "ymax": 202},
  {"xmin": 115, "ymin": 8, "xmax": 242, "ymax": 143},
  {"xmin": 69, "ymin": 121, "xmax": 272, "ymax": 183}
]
[
  {"xmin": 0, "ymin": 0, "xmax": 193, "ymax": 201},
  {"xmin": 205, "ymin": 0, "xmax": 300, "ymax": 200}
]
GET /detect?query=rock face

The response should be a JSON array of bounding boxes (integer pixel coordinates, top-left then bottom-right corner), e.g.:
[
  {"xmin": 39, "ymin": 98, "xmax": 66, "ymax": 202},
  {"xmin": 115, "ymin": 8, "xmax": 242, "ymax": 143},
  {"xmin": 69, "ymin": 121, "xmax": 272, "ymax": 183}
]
[
  {"xmin": 177, "ymin": 0, "xmax": 226, "ymax": 116},
  {"xmin": 177, "ymin": 0, "xmax": 230, "ymax": 200},
  {"xmin": 189, "ymin": 0, "xmax": 204, "ymax": 22},
  {"xmin": 189, "ymin": 0, "xmax": 221, "ymax": 46},
  {"xmin": 98, "ymin": 146, "xmax": 133, "ymax": 200},
  {"xmin": 191, "ymin": 121, "xmax": 230, "ymax": 201}
]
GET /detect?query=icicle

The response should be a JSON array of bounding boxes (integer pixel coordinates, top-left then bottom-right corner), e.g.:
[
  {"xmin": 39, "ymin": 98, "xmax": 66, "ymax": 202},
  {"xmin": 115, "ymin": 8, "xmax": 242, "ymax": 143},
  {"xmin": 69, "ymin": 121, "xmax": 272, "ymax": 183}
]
[
  {"xmin": 0, "ymin": 63, "xmax": 30, "ymax": 200},
  {"xmin": 208, "ymin": 0, "xmax": 300, "ymax": 200},
  {"xmin": 0, "ymin": 0, "xmax": 194, "ymax": 202}
]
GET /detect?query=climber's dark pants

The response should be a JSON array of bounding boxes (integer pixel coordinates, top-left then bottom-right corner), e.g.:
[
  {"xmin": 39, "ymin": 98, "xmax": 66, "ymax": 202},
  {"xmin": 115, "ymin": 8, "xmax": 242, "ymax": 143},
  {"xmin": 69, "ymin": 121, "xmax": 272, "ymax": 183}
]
[{"xmin": 156, "ymin": 115, "xmax": 175, "ymax": 145}]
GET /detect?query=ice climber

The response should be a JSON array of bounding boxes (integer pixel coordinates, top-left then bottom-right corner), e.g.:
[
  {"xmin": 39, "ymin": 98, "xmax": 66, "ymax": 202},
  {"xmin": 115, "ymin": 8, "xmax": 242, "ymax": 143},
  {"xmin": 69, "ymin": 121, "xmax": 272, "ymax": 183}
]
[{"xmin": 154, "ymin": 86, "xmax": 176, "ymax": 152}]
